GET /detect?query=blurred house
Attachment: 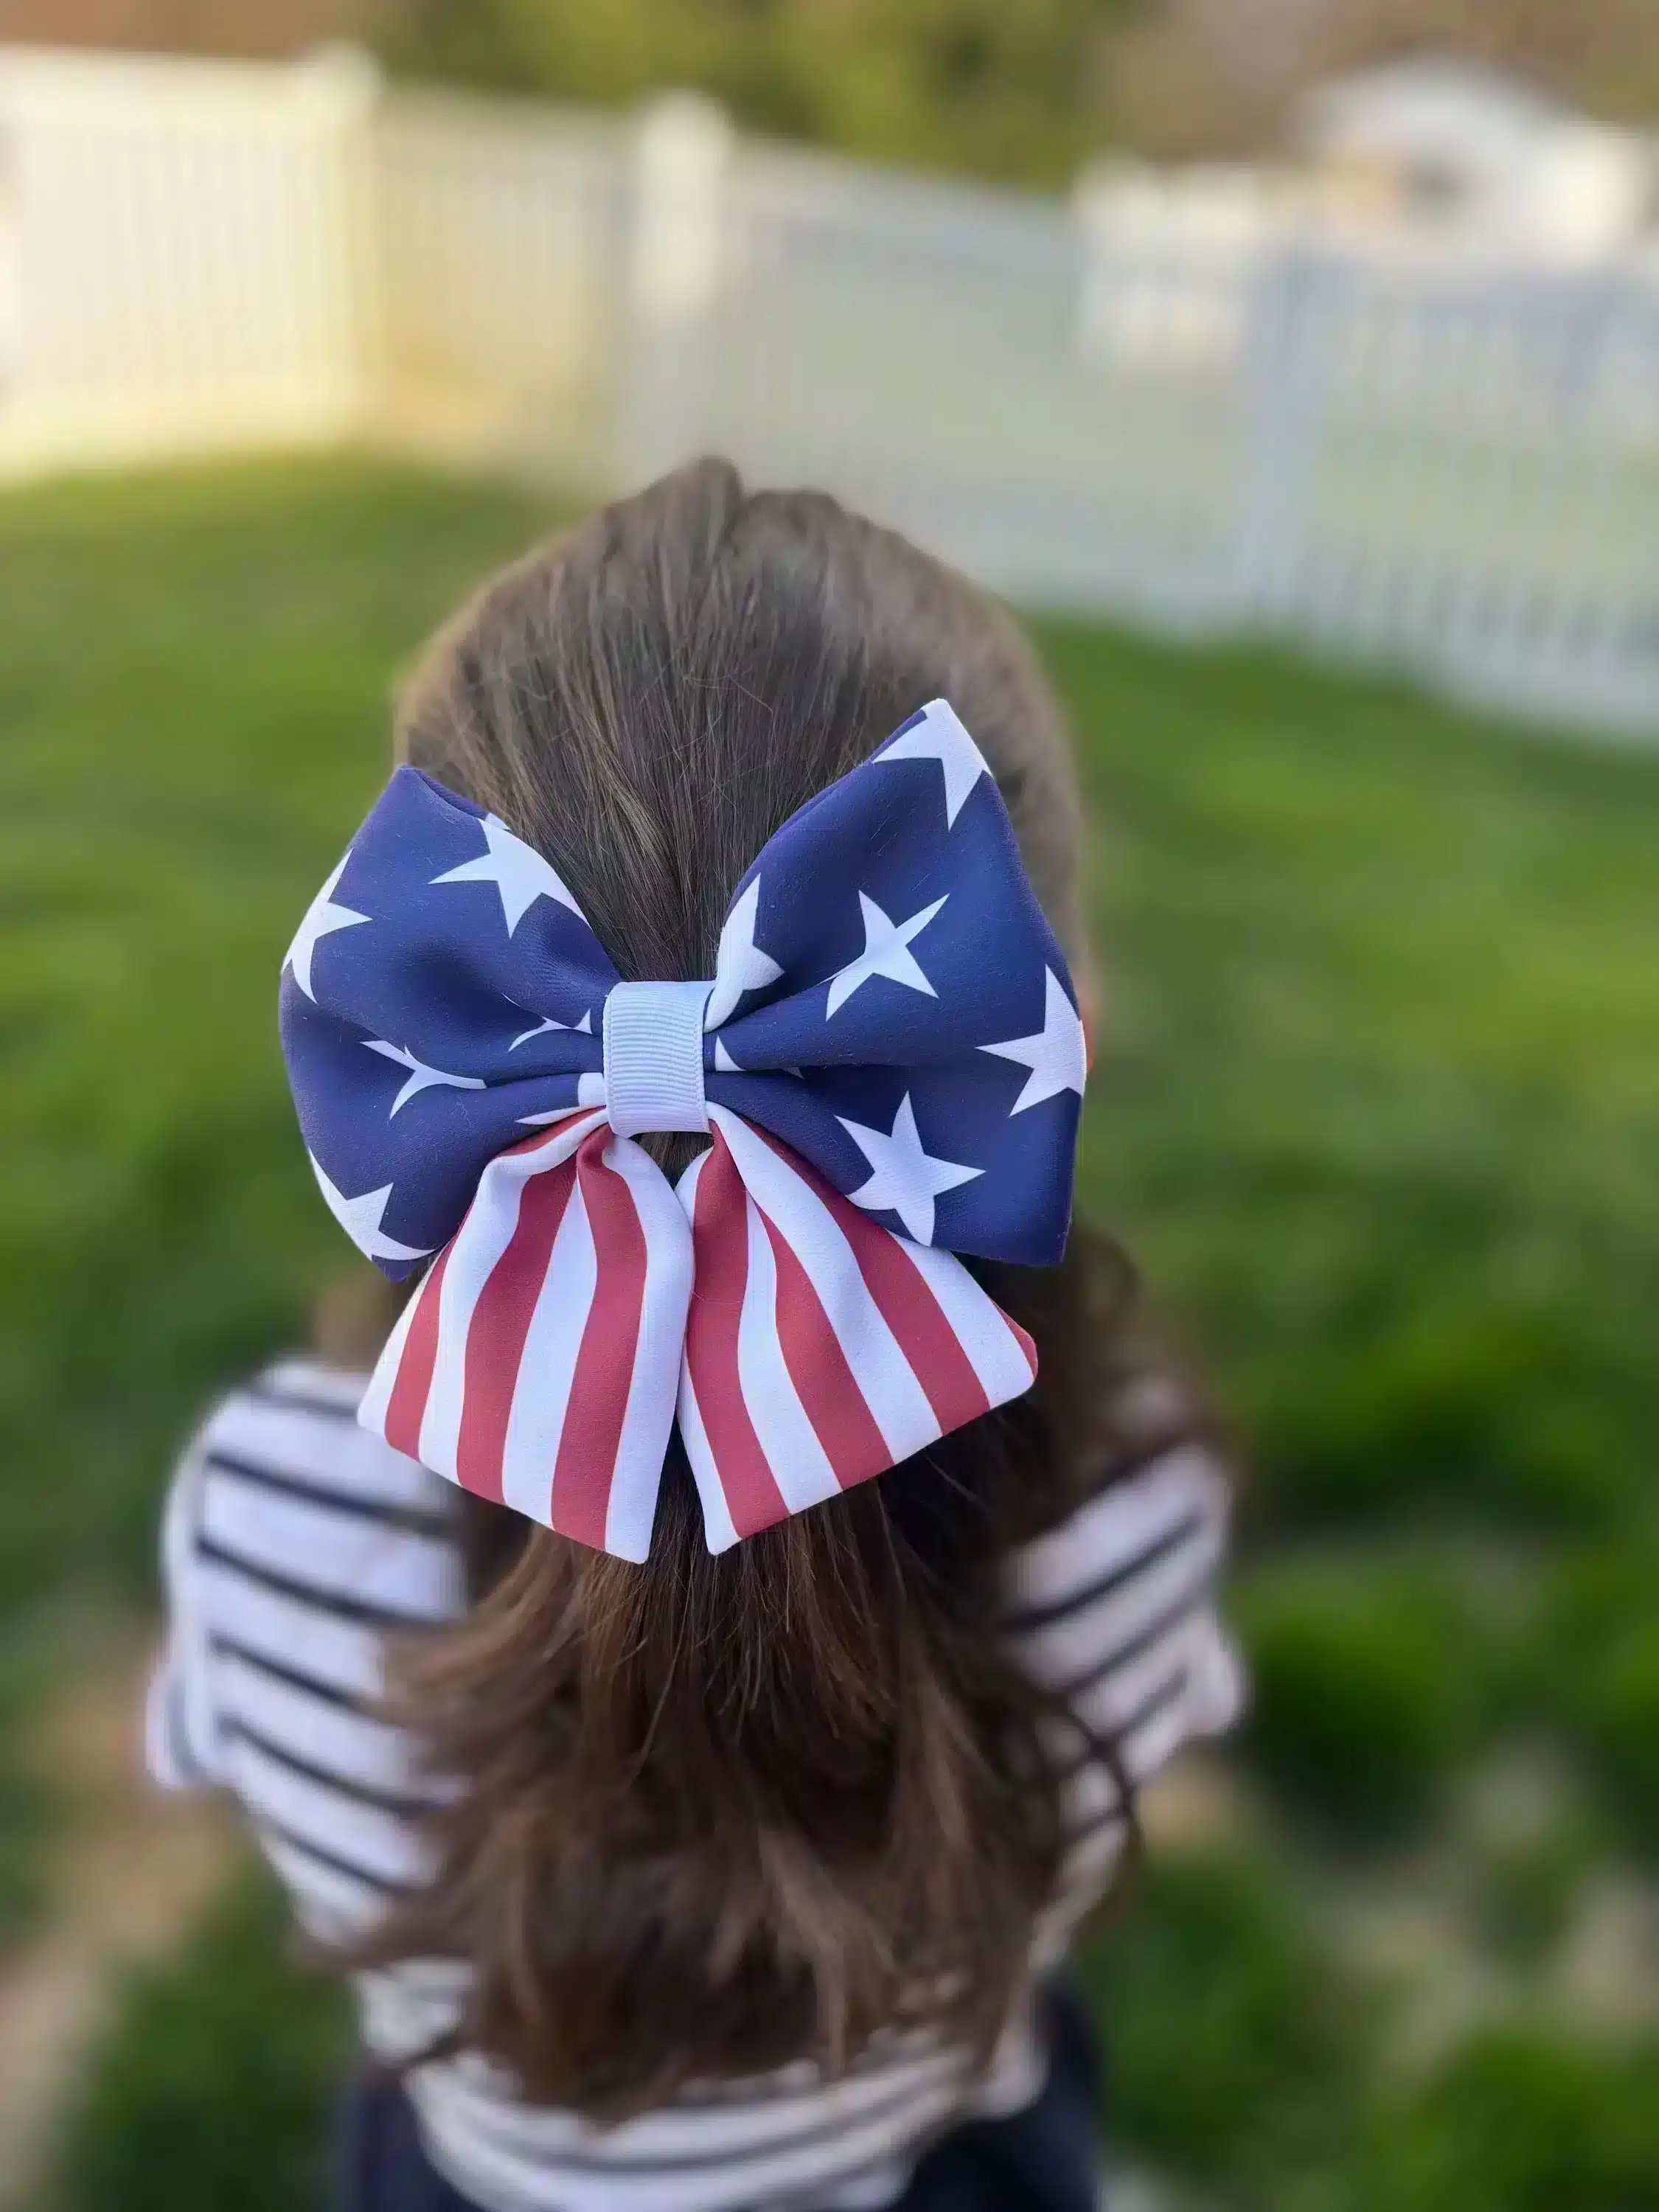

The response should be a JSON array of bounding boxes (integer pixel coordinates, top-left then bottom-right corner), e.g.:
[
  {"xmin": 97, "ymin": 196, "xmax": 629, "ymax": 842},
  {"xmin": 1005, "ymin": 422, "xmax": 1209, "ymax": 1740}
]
[
  {"xmin": 1075, "ymin": 53, "xmax": 1659, "ymax": 380},
  {"xmin": 1296, "ymin": 56, "xmax": 1658, "ymax": 258},
  {"xmin": 1079, "ymin": 55, "xmax": 1659, "ymax": 286}
]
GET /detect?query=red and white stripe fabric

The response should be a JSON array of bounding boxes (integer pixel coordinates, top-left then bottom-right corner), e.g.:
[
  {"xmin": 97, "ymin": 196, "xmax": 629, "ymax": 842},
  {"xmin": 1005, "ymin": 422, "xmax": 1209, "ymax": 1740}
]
[{"xmin": 358, "ymin": 1106, "xmax": 1035, "ymax": 1561}]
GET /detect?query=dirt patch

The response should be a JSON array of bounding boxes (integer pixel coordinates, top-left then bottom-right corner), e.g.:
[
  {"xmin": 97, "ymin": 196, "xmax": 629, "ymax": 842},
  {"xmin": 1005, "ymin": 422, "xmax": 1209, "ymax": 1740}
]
[{"xmin": 1138, "ymin": 1753, "xmax": 1254, "ymax": 1851}]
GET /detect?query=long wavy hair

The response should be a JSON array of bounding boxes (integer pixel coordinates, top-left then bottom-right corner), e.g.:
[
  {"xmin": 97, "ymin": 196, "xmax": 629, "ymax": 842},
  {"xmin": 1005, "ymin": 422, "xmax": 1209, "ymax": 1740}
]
[{"xmin": 334, "ymin": 459, "xmax": 1161, "ymax": 2118}]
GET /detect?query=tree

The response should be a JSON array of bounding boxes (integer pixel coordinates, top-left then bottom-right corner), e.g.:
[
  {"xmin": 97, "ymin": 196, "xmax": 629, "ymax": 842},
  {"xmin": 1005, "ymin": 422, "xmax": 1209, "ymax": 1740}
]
[{"xmin": 382, "ymin": 0, "xmax": 1137, "ymax": 188}]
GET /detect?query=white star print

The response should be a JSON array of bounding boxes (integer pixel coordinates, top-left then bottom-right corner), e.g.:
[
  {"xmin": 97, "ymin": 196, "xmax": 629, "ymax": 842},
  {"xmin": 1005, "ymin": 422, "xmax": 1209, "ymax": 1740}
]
[
  {"xmin": 712, "ymin": 1036, "xmax": 804, "ymax": 1079},
  {"xmin": 979, "ymin": 969, "xmax": 1087, "ymax": 1114},
  {"xmin": 509, "ymin": 1007, "xmax": 592, "ymax": 1050},
  {"xmin": 704, "ymin": 877, "xmax": 784, "ymax": 1032},
  {"xmin": 308, "ymin": 1155, "xmax": 431, "ymax": 1265},
  {"xmin": 825, "ymin": 893, "xmax": 947, "ymax": 1018},
  {"xmin": 518, "ymin": 1074, "xmax": 606, "ymax": 1127},
  {"xmin": 362, "ymin": 1040, "xmax": 487, "ymax": 1117},
  {"xmin": 432, "ymin": 815, "xmax": 582, "ymax": 936},
  {"xmin": 835, "ymin": 1093, "xmax": 983, "ymax": 1245},
  {"xmin": 283, "ymin": 855, "xmax": 369, "ymax": 1002},
  {"xmin": 875, "ymin": 700, "xmax": 989, "ymax": 828}
]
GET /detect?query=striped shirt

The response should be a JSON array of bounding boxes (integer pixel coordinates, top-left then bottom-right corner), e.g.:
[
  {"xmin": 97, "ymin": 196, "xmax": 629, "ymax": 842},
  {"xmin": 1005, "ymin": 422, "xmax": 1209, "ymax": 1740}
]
[{"xmin": 148, "ymin": 1356, "xmax": 1242, "ymax": 2212}]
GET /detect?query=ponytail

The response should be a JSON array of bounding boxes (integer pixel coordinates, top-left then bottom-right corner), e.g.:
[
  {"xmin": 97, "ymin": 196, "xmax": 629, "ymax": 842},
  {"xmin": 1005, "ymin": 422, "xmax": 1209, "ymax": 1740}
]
[{"xmin": 355, "ymin": 1239, "xmax": 1128, "ymax": 2114}]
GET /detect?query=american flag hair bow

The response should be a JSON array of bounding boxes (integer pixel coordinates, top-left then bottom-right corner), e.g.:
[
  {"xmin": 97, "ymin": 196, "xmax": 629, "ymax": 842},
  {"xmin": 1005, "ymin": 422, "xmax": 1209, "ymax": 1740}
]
[{"xmin": 281, "ymin": 699, "xmax": 1085, "ymax": 1561}]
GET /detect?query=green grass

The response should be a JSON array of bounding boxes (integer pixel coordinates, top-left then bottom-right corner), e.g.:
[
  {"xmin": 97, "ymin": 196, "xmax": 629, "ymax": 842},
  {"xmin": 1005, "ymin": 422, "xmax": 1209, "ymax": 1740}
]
[
  {"xmin": 44, "ymin": 1868, "xmax": 349, "ymax": 2212},
  {"xmin": 0, "ymin": 1630, "xmax": 56, "ymax": 1954},
  {"xmin": 1080, "ymin": 1846, "xmax": 1366, "ymax": 2197},
  {"xmin": 1051, "ymin": 616, "xmax": 1659, "ymax": 1542},
  {"xmin": 0, "ymin": 462, "xmax": 572, "ymax": 1615},
  {"xmin": 3, "ymin": 459, "xmax": 1654, "ymax": 1606},
  {"xmin": 4, "ymin": 458, "xmax": 1658, "ymax": 2205},
  {"xmin": 1356, "ymin": 2028, "xmax": 1659, "ymax": 2211},
  {"xmin": 1233, "ymin": 1558, "xmax": 1492, "ymax": 1847}
]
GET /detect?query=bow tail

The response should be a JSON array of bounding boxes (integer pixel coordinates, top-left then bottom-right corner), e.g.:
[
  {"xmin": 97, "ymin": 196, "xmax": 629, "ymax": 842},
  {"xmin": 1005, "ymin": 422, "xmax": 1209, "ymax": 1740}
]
[
  {"xmin": 358, "ymin": 1104, "xmax": 1036, "ymax": 1564},
  {"xmin": 677, "ymin": 1107, "xmax": 1037, "ymax": 1554},
  {"xmin": 358, "ymin": 1110, "xmax": 693, "ymax": 1563}
]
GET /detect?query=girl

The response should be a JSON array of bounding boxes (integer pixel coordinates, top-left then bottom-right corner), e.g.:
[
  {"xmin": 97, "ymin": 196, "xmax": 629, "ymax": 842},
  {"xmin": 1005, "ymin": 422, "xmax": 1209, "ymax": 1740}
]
[{"xmin": 149, "ymin": 459, "xmax": 1242, "ymax": 2212}]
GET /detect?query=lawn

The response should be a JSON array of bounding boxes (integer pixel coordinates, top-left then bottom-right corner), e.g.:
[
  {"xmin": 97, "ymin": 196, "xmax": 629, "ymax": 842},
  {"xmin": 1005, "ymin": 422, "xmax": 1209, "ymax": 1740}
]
[{"xmin": 2, "ymin": 459, "xmax": 1657, "ymax": 2210}]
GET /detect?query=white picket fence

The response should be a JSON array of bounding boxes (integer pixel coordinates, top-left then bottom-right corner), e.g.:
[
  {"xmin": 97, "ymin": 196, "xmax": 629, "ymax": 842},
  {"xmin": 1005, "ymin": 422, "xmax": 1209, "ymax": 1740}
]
[{"xmin": 1, "ymin": 44, "xmax": 1657, "ymax": 738}]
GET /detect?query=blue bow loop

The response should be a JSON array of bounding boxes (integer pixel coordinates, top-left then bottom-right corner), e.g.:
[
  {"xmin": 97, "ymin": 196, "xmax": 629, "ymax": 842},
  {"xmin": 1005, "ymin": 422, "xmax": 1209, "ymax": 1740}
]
[{"xmin": 282, "ymin": 698, "xmax": 1085, "ymax": 1279}]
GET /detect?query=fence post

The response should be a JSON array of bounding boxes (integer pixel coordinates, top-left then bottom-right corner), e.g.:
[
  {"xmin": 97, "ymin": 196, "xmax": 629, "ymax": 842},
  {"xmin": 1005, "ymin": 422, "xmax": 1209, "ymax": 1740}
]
[
  {"xmin": 296, "ymin": 43, "xmax": 385, "ymax": 438},
  {"xmin": 1230, "ymin": 237, "xmax": 1343, "ymax": 625},
  {"xmin": 613, "ymin": 91, "xmax": 733, "ymax": 489}
]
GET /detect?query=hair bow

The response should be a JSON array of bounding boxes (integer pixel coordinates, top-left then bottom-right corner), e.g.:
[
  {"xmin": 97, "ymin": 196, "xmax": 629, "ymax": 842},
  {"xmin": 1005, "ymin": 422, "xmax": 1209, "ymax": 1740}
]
[{"xmin": 281, "ymin": 700, "xmax": 1086, "ymax": 1559}]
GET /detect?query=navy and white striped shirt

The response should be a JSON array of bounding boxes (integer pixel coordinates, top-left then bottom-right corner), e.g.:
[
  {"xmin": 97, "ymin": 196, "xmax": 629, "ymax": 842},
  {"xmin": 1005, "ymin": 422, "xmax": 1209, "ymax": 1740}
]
[{"xmin": 149, "ymin": 1356, "xmax": 1241, "ymax": 2212}]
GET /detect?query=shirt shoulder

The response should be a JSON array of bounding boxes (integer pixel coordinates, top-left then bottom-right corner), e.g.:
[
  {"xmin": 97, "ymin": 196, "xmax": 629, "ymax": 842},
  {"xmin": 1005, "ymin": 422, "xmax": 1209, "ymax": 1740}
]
[
  {"xmin": 1003, "ymin": 1436, "xmax": 1231, "ymax": 1635},
  {"xmin": 146, "ymin": 1357, "xmax": 464, "ymax": 1798},
  {"xmin": 1004, "ymin": 1431, "xmax": 1247, "ymax": 1935},
  {"xmin": 200, "ymin": 1357, "xmax": 458, "ymax": 1523}
]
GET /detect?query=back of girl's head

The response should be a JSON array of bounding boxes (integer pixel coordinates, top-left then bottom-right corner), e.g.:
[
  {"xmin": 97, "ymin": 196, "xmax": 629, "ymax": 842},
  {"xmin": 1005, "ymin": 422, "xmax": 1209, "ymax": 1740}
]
[
  {"xmin": 400, "ymin": 456, "xmax": 1088, "ymax": 992},
  {"xmin": 355, "ymin": 459, "xmax": 1125, "ymax": 2114}
]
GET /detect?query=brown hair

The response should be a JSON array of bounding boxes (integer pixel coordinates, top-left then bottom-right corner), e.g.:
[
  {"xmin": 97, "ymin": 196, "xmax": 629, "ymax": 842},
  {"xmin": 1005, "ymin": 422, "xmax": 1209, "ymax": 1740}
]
[{"xmin": 341, "ymin": 459, "xmax": 1152, "ymax": 2116}]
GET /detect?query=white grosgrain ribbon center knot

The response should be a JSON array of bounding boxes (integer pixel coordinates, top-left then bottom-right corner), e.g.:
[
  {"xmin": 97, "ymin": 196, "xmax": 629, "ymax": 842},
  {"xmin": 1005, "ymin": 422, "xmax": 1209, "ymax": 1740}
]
[{"xmin": 601, "ymin": 980, "xmax": 714, "ymax": 1138}]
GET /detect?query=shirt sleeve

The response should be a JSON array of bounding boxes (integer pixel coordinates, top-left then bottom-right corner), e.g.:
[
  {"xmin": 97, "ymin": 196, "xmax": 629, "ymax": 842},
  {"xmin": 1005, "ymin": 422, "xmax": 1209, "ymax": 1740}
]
[
  {"xmin": 142, "ymin": 1418, "xmax": 223, "ymax": 1792},
  {"xmin": 1004, "ymin": 1436, "xmax": 1248, "ymax": 1798},
  {"xmin": 1006, "ymin": 1433, "xmax": 1247, "ymax": 1961}
]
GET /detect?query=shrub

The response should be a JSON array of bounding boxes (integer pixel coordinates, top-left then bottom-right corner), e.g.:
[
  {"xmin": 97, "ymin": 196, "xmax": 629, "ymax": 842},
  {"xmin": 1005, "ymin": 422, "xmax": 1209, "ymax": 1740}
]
[{"xmin": 383, "ymin": 0, "xmax": 1128, "ymax": 191}]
